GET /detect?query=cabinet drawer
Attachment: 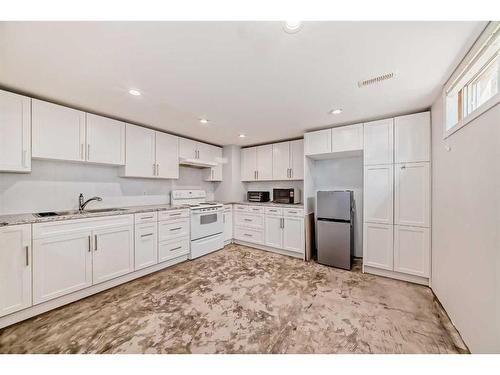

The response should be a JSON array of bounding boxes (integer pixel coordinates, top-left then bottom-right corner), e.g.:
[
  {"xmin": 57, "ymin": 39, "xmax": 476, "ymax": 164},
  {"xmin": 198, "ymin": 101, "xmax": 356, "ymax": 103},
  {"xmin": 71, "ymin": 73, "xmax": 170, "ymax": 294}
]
[
  {"xmin": 234, "ymin": 227, "xmax": 264, "ymax": 244},
  {"xmin": 223, "ymin": 205, "xmax": 232, "ymax": 213},
  {"xmin": 265, "ymin": 207, "xmax": 283, "ymax": 216},
  {"xmin": 234, "ymin": 213, "xmax": 264, "ymax": 229},
  {"xmin": 158, "ymin": 219, "xmax": 190, "ymax": 241},
  {"xmin": 158, "ymin": 238, "xmax": 190, "ymax": 263},
  {"xmin": 284, "ymin": 208, "xmax": 303, "ymax": 217},
  {"xmin": 158, "ymin": 209, "xmax": 189, "ymax": 221},
  {"xmin": 248, "ymin": 206, "xmax": 264, "ymax": 214},
  {"xmin": 134, "ymin": 212, "xmax": 158, "ymax": 224},
  {"xmin": 234, "ymin": 204, "xmax": 249, "ymax": 212}
]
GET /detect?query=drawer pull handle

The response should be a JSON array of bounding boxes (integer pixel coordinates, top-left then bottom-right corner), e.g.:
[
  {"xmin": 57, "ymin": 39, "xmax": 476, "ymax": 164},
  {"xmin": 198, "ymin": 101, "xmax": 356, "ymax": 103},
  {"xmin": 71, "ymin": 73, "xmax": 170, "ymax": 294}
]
[
  {"xmin": 170, "ymin": 246, "xmax": 182, "ymax": 252},
  {"xmin": 25, "ymin": 246, "xmax": 29, "ymax": 266},
  {"xmin": 88, "ymin": 235, "xmax": 92, "ymax": 252},
  {"xmin": 244, "ymin": 233, "xmax": 253, "ymax": 237},
  {"xmin": 244, "ymin": 218, "xmax": 252, "ymax": 222},
  {"xmin": 141, "ymin": 233, "xmax": 153, "ymax": 237},
  {"xmin": 288, "ymin": 211, "xmax": 297, "ymax": 214},
  {"xmin": 170, "ymin": 227, "xmax": 182, "ymax": 231},
  {"xmin": 170, "ymin": 213, "xmax": 182, "ymax": 216},
  {"xmin": 94, "ymin": 234, "xmax": 98, "ymax": 251},
  {"xmin": 141, "ymin": 216, "xmax": 154, "ymax": 219}
]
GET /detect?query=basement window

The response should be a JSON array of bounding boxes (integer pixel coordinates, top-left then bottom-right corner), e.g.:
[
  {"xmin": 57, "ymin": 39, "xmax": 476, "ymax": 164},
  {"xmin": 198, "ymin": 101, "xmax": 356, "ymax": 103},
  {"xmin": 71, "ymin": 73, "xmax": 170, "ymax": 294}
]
[{"xmin": 444, "ymin": 21, "xmax": 499, "ymax": 138}]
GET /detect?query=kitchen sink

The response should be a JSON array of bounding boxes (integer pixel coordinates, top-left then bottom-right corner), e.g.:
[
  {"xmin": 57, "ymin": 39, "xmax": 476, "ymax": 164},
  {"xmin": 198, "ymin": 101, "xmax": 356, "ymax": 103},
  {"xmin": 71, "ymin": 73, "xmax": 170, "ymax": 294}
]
[{"xmin": 35, "ymin": 208, "xmax": 127, "ymax": 218}]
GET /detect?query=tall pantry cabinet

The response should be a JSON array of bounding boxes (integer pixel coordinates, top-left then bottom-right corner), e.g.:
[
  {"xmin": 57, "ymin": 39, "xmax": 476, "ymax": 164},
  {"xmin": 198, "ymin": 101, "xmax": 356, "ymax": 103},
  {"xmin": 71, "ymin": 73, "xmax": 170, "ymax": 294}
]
[{"xmin": 363, "ymin": 112, "xmax": 431, "ymax": 285}]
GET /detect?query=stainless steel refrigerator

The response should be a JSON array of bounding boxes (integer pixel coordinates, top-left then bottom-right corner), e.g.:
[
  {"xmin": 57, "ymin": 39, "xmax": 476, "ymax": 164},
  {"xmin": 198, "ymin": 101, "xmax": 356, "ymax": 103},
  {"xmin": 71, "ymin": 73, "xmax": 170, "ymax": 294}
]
[{"xmin": 316, "ymin": 190, "xmax": 354, "ymax": 270}]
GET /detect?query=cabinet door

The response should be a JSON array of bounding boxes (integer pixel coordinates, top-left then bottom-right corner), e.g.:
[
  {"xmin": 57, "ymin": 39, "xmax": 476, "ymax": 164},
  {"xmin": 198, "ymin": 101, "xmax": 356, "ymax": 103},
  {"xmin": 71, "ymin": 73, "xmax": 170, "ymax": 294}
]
[
  {"xmin": 364, "ymin": 165, "xmax": 394, "ymax": 224},
  {"xmin": 86, "ymin": 114, "xmax": 125, "ymax": 165},
  {"xmin": 123, "ymin": 123, "xmax": 156, "ymax": 178},
  {"xmin": 32, "ymin": 99, "xmax": 86, "ymax": 162},
  {"xmin": 134, "ymin": 222, "xmax": 158, "ymax": 271},
  {"xmin": 223, "ymin": 210, "xmax": 233, "ymax": 242},
  {"xmin": 283, "ymin": 216, "xmax": 304, "ymax": 253},
  {"xmin": 92, "ymin": 225, "xmax": 134, "ymax": 284},
  {"xmin": 290, "ymin": 139, "xmax": 304, "ymax": 180},
  {"xmin": 265, "ymin": 216, "xmax": 283, "ymax": 248},
  {"xmin": 256, "ymin": 144, "xmax": 273, "ymax": 180},
  {"xmin": 197, "ymin": 142, "xmax": 212, "ymax": 161},
  {"xmin": 33, "ymin": 230, "xmax": 93, "ymax": 304},
  {"xmin": 363, "ymin": 223, "xmax": 393, "ymax": 271},
  {"xmin": 394, "ymin": 112, "xmax": 430, "ymax": 163},
  {"xmin": 155, "ymin": 132, "xmax": 179, "ymax": 179},
  {"xmin": 0, "ymin": 90, "xmax": 31, "ymax": 172},
  {"xmin": 241, "ymin": 147, "xmax": 257, "ymax": 181},
  {"xmin": 363, "ymin": 118, "xmax": 393, "ymax": 165},
  {"xmin": 179, "ymin": 138, "xmax": 198, "ymax": 159},
  {"xmin": 331, "ymin": 123, "xmax": 363, "ymax": 153},
  {"xmin": 272, "ymin": 141, "xmax": 290, "ymax": 180},
  {"xmin": 394, "ymin": 225, "xmax": 430, "ymax": 277},
  {"xmin": 0, "ymin": 224, "xmax": 32, "ymax": 317},
  {"xmin": 304, "ymin": 129, "xmax": 332, "ymax": 156},
  {"xmin": 206, "ymin": 147, "xmax": 223, "ymax": 181},
  {"xmin": 395, "ymin": 162, "xmax": 430, "ymax": 227}
]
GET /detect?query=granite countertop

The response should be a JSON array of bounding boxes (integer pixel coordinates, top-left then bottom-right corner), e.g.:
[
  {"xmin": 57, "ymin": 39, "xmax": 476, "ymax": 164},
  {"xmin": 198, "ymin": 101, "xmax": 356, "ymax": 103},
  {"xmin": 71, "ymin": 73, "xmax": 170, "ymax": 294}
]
[
  {"xmin": 0, "ymin": 204, "xmax": 190, "ymax": 227},
  {"xmin": 221, "ymin": 201, "xmax": 304, "ymax": 209}
]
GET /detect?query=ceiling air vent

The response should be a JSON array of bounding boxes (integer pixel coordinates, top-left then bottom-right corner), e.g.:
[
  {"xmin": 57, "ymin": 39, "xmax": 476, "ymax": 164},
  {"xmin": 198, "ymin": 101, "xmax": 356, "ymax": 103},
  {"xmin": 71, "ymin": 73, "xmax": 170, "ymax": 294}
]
[{"xmin": 358, "ymin": 72, "xmax": 396, "ymax": 88}]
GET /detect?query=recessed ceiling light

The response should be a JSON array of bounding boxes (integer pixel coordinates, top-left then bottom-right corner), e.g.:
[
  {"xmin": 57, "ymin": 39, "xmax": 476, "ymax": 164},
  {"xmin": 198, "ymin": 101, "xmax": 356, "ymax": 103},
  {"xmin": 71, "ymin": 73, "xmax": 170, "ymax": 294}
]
[
  {"xmin": 199, "ymin": 118, "xmax": 209, "ymax": 124},
  {"xmin": 239, "ymin": 134, "xmax": 246, "ymax": 138},
  {"xmin": 329, "ymin": 108, "xmax": 343, "ymax": 115},
  {"xmin": 283, "ymin": 21, "xmax": 303, "ymax": 34},
  {"xmin": 128, "ymin": 89, "xmax": 141, "ymax": 96}
]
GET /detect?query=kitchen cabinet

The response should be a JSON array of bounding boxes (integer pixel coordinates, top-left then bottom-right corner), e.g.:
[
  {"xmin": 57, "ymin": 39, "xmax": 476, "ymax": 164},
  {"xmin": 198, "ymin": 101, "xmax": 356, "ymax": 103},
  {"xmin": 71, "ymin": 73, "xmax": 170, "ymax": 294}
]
[
  {"xmin": 283, "ymin": 216, "xmax": 304, "ymax": 253},
  {"xmin": 205, "ymin": 146, "xmax": 223, "ymax": 181},
  {"xmin": 121, "ymin": 124, "xmax": 179, "ymax": 179},
  {"xmin": 0, "ymin": 90, "xmax": 31, "ymax": 172},
  {"xmin": 394, "ymin": 162, "xmax": 430, "ymax": 227},
  {"xmin": 134, "ymin": 222, "xmax": 158, "ymax": 271},
  {"xmin": 223, "ymin": 205, "xmax": 233, "ymax": 243},
  {"xmin": 265, "ymin": 215, "xmax": 283, "ymax": 248},
  {"xmin": 394, "ymin": 112, "xmax": 430, "ymax": 163},
  {"xmin": 240, "ymin": 145, "xmax": 273, "ymax": 181},
  {"xmin": 158, "ymin": 238, "xmax": 190, "ymax": 263},
  {"xmin": 363, "ymin": 223, "xmax": 394, "ymax": 271},
  {"xmin": 394, "ymin": 225, "xmax": 430, "ymax": 277},
  {"xmin": 272, "ymin": 139, "xmax": 304, "ymax": 180},
  {"xmin": 241, "ymin": 147, "xmax": 257, "ymax": 181},
  {"xmin": 32, "ymin": 99, "xmax": 86, "ymax": 162},
  {"xmin": 86, "ymin": 114, "xmax": 125, "ymax": 165},
  {"xmin": 155, "ymin": 131, "xmax": 179, "ymax": 179},
  {"xmin": 92, "ymin": 224, "xmax": 134, "ymax": 284},
  {"xmin": 0, "ymin": 224, "xmax": 32, "ymax": 317},
  {"xmin": 363, "ymin": 118, "xmax": 393, "ymax": 165},
  {"xmin": 364, "ymin": 164, "xmax": 393, "ymax": 225},
  {"xmin": 331, "ymin": 123, "xmax": 363, "ymax": 154},
  {"xmin": 33, "ymin": 230, "xmax": 93, "ymax": 304},
  {"xmin": 158, "ymin": 209, "xmax": 190, "ymax": 263},
  {"xmin": 304, "ymin": 128, "xmax": 332, "ymax": 156},
  {"xmin": 179, "ymin": 137, "xmax": 213, "ymax": 160}
]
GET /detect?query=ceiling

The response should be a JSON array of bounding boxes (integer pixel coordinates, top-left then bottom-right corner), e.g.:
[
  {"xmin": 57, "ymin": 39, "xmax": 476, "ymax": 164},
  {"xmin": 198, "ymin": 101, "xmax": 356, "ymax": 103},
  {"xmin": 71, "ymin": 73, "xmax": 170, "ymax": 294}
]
[{"xmin": 0, "ymin": 21, "xmax": 485, "ymax": 146}]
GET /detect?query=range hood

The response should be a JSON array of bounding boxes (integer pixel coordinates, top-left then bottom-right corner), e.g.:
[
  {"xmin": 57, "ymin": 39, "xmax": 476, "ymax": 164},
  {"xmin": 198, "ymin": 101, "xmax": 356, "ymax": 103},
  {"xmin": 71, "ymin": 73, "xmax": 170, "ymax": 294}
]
[{"xmin": 179, "ymin": 157, "xmax": 217, "ymax": 168}]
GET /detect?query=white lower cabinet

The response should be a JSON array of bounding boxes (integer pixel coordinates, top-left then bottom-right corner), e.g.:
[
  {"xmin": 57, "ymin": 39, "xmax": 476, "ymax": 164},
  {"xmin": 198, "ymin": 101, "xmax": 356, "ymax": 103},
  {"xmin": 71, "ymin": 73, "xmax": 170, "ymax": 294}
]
[
  {"xmin": 158, "ymin": 209, "xmax": 190, "ymax": 263},
  {"xmin": 33, "ymin": 230, "xmax": 93, "ymax": 304},
  {"xmin": 134, "ymin": 222, "xmax": 158, "ymax": 271},
  {"xmin": 394, "ymin": 225, "xmax": 430, "ymax": 277},
  {"xmin": 223, "ymin": 205, "xmax": 233, "ymax": 243},
  {"xmin": 363, "ymin": 223, "xmax": 394, "ymax": 271},
  {"xmin": 283, "ymin": 217, "xmax": 304, "ymax": 253},
  {"xmin": 158, "ymin": 238, "xmax": 190, "ymax": 263},
  {"xmin": 0, "ymin": 224, "xmax": 32, "ymax": 317},
  {"xmin": 265, "ymin": 216, "xmax": 283, "ymax": 248},
  {"xmin": 234, "ymin": 226, "xmax": 264, "ymax": 244}
]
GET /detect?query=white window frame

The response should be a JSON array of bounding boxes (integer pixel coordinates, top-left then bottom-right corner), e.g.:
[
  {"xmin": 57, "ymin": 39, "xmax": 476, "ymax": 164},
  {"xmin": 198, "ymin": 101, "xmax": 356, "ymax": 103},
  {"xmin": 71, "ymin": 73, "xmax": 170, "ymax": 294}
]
[{"xmin": 443, "ymin": 22, "xmax": 500, "ymax": 139}]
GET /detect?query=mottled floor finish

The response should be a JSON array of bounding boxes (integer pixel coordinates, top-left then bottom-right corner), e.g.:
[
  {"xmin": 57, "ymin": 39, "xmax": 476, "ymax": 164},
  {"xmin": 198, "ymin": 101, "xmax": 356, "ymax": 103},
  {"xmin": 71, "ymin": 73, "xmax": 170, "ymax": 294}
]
[{"xmin": 0, "ymin": 244, "xmax": 467, "ymax": 354}]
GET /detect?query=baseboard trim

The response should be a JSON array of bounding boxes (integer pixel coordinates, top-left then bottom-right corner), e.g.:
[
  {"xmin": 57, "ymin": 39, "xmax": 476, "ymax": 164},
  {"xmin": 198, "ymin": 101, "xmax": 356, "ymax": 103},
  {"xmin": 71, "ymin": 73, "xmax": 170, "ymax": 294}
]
[
  {"xmin": 0, "ymin": 255, "xmax": 188, "ymax": 329},
  {"xmin": 363, "ymin": 265, "xmax": 429, "ymax": 286},
  {"xmin": 233, "ymin": 240, "xmax": 305, "ymax": 260}
]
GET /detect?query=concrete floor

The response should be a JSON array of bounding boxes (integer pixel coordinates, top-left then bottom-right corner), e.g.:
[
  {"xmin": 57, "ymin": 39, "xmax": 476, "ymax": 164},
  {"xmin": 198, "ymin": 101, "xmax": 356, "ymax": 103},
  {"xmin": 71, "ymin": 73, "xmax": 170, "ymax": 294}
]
[{"xmin": 0, "ymin": 244, "xmax": 467, "ymax": 353}]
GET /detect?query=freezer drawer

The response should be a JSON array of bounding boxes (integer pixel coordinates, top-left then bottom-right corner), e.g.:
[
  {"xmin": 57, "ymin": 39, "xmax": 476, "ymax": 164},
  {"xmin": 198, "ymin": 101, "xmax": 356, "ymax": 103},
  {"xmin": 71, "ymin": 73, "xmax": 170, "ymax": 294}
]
[{"xmin": 317, "ymin": 220, "xmax": 352, "ymax": 270}]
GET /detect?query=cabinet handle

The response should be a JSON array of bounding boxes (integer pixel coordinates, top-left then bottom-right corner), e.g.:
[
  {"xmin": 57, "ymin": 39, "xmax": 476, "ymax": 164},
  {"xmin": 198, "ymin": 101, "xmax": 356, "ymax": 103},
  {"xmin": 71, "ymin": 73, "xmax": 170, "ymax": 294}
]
[
  {"xmin": 401, "ymin": 165, "xmax": 406, "ymax": 169},
  {"xmin": 170, "ymin": 227, "xmax": 182, "ymax": 231},
  {"xmin": 87, "ymin": 144, "xmax": 90, "ymax": 160},
  {"xmin": 88, "ymin": 235, "xmax": 92, "ymax": 252},
  {"xmin": 141, "ymin": 233, "xmax": 153, "ymax": 237},
  {"xmin": 170, "ymin": 246, "xmax": 182, "ymax": 252},
  {"xmin": 80, "ymin": 144, "xmax": 84, "ymax": 160},
  {"xmin": 169, "ymin": 213, "xmax": 182, "ymax": 216},
  {"xmin": 244, "ymin": 233, "xmax": 253, "ymax": 237},
  {"xmin": 141, "ymin": 216, "xmax": 154, "ymax": 219},
  {"xmin": 290, "ymin": 168, "xmax": 293, "ymax": 178},
  {"xmin": 25, "ymin": 245, "xmax": 29, "ymax": 266},
  {"xmin": 223, "ymin": 215, "xmax": 226, "ymax": 223},
  {"xmin": 94, "ymin": 234, "xmax": 98, "ymax": 251},
  {"xmin": 153, "ymin": 163, "xmax": 156, "ymax": 176},
  {"xmin": 244, "ymin": 218, "xmax": 252, "ymax": 222}
]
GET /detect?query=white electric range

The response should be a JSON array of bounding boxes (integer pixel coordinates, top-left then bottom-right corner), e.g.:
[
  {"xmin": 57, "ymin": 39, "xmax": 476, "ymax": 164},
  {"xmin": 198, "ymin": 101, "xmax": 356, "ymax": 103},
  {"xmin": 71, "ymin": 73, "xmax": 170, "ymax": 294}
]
[{"xmin": 171, "ymin": 190, "xmax": 224, "ymax": 259}]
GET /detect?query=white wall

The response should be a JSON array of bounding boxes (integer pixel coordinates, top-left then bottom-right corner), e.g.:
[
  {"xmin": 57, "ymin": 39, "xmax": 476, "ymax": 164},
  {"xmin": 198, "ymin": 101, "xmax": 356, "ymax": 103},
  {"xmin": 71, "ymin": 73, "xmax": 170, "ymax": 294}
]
[
  {"xmin": 214, "ymin": 145, "xmax": 246, "ymax": 202},
  {"xmin": 312, "ymin": 157, "xmax": 364, "ymax": 257},
  {"xmin": 0, "ymin": 160, "xmax": 215, "ymax": 214},
  {"xmin": 431, "ymin": 98, "xmax": 499, "ymax": 353}
]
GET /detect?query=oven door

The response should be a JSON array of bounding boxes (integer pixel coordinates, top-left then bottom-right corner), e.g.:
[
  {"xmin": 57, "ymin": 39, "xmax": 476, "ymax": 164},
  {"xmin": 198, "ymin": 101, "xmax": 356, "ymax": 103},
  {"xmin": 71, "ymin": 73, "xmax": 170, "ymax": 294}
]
[{"xmin": 190, "ymin": 209, "xmax": 223, "ymax": 240}]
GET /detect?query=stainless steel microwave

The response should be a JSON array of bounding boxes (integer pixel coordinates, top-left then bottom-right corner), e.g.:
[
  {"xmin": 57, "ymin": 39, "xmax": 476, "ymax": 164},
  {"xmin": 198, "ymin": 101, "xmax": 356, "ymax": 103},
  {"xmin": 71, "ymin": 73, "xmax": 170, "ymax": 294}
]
[{"xmin": 273, "ymin": 188, "xmax": 301, "ymax": 204}]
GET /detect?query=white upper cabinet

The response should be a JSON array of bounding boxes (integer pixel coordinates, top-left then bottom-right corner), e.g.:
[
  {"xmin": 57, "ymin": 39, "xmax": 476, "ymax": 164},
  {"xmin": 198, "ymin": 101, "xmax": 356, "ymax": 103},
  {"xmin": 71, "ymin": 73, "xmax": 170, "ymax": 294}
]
[
  {"xmin": 122, "ymin": 124, "xmax": 156, "ymax": 178},
  {"xmin": 205, "ymin": 145, "xmax": 223, "ymax": 181},
  {"xmin": 0, "ymin": 224, "xmax": 32, "ymax": 317},
  {"xmin": 331, "ymin": 124, "xmax": 363, "ymax": 154},
  {"xmin": 155, "ymin": 131, "xmax": 179, "ymax": 179},
  {"xmin": 394, "ymin": 225, "xmax": 430, "ymax": 277},
  {"xmin": 86, "ymin": 114, "xmax": 125, "ymax": 165},
  {"xmin": 0, "ymin": 90, "xmax": 31, "ymax": 172},
  {"xmin": 364, "ymin": 164, "xmax": 393, "ymax": 225},
  {"xmin": 394, "ymin": 162, "xmax": 430, "ymax": 227},
  {"xmin": 256, "ymin": 145, "xmax": 273, "ymax": 180},
  {"xmin": 304, "ymin": 128, "xmax": 332, "ymax": 156},
  {"xmin": 179, "ymin": 138, "xmax": 201, "ymax": 160},
  {"xmin": 32, "ymin": 99, "xmax": 86, "ymax": 162},
  {"xmin": 394, "ymin": 112, "xmax": 431, "ymax": 163},
  {"xmin": 290, "ymin": 139, "xmax": 304, "ymax": 180},
  {"xmin": 363, "ymin": 118, "xmax": 394, "ymax": 165},
  {"xmin": 272, "ymin": 141, "xmax": 290, "ymax": 180},
  {"xmin": 241, "ymin": 147, "xmax": 257, "ymax": 181}
]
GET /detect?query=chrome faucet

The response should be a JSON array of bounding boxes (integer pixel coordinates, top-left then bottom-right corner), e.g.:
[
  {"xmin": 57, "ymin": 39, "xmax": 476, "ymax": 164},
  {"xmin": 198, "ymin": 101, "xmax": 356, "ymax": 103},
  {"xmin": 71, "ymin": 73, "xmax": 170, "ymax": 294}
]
[{"xmin": 79, "ymin": 193, "xmax": 103, "ymax": 212}]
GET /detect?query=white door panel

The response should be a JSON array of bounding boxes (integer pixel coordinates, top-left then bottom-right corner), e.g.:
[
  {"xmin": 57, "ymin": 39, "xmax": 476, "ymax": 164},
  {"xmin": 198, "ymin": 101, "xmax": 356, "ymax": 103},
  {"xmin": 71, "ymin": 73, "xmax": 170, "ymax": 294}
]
[
  {"xmin": 394, "ymin": 225, "xmax": 430, "ymax": 277},
  {"xmin": 364, "ymin": 165, "xmax": 393, "ymax": 224},
  {"xmin": 395, "ymin": 162, "xmax": 430, "ymax": 227},
  {"xmin": 265, "ymin": 215, "xmax": 283, "ymax": 248},
  {"xmin": 363, "ymin": 118, "xmax": 393, "ymax": 165},
  {"xmin": 86, "ymin": 114, "xmax": 125, "ymax": 165},
  {"xmin": 290, "ymin": 139, "xmax": 304, "ymax": 180},
  {"xmin": 123, "ymin": 124, "xmax": 156, "ymax": 178},
  {"xmin": 155, "ymin": 132, "xmax": 179, "ymax": 179},
  {"xmin": 394, "ymin": 112, "xmax": 430, "ymax": 163},
  {"xmin": 363, "ymin": 223, "xmax": 393, "ymax": 271}
]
